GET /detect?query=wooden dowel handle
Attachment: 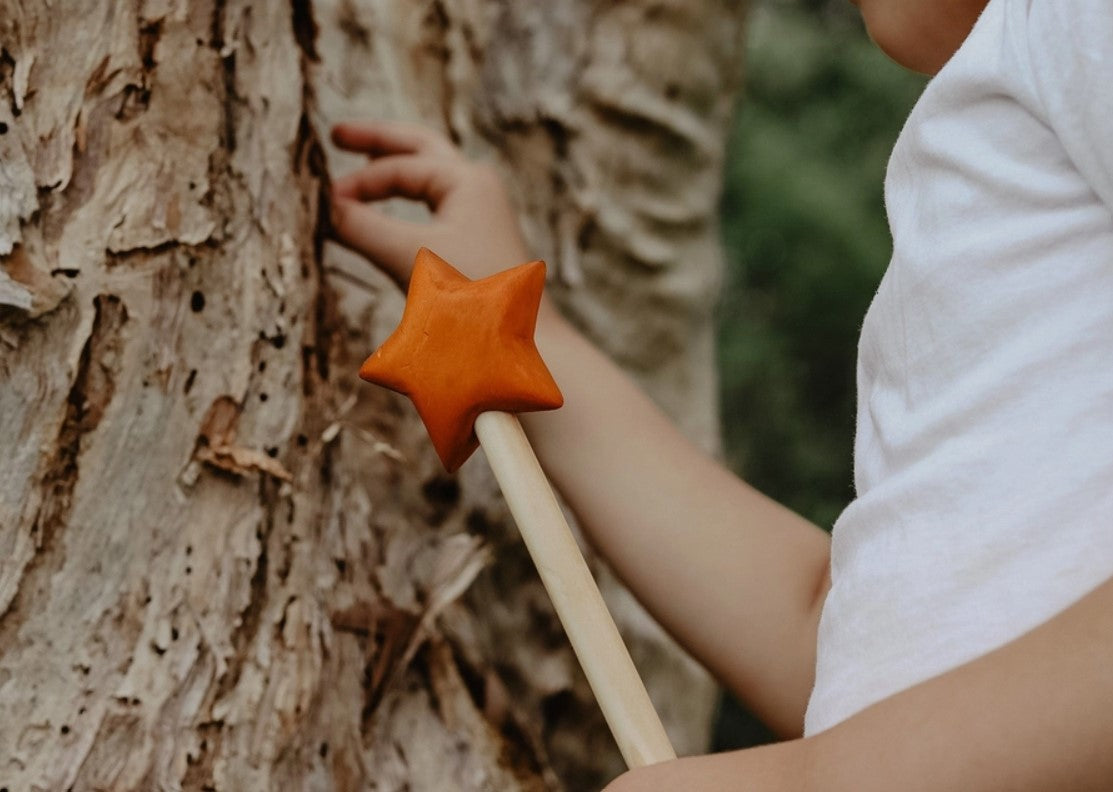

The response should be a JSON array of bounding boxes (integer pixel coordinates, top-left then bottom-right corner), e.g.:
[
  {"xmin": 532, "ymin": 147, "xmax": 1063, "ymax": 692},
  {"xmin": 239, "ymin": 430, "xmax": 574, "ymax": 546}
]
[{"xmin": 474, "ymin": 411, "xmax": 676, "ymax": 769}]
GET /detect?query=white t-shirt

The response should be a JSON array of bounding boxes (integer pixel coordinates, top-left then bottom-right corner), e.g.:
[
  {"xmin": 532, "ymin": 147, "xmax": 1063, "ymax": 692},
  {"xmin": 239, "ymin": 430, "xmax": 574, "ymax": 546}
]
[{"xmin": 804, "ymin": 0, "xmax": 1113, "ymax": 736}]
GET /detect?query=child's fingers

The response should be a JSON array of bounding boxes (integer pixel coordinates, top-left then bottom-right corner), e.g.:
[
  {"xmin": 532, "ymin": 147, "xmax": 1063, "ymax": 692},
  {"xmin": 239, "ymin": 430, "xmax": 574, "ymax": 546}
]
[
  {"xmin": 331, "ymin": 155, "xmax": 459, "ymax": 210},
  {"xmin": 331, "ymin": 121, "xmax": 456, "ymax": 159},
  {"xmin": 329, "ymin": 198, "xmax": 422, "ymax": 285}
]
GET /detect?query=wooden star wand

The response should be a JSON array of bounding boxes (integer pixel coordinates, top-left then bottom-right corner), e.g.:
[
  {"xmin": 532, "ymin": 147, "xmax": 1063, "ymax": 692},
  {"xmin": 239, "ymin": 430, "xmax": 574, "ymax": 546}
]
[{"xmin": 360, "ymin": 248, "xmax": 676, "ymax": 769}]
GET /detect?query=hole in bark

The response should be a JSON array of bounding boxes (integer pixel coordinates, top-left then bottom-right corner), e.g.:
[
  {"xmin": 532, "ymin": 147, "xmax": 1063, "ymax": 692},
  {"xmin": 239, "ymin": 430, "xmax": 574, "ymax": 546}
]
[
  {"xmin": 190, "ymin": 291, "xmax": 205, "ymax": 312},
  {"xmin": 334, "ymin": 559, "xmax": 347, "ymax": 574},
  {"xmin": 139, "ymin": 20, "xmax": 162, "ymax": 69},
  {"xmin": 422, "ymin": 475, "xmax": 460, "ymax": 508},
  {"xmin": 270, "ymin": 333, "xmax": 287, "ymax": 349},
  {"xmin": 577, "ymin": 217, "xmax": 596, "ymax": 251},
  {"xmin": 185, "ymin": 566, "xmax": 192, "ymax": 575},
  {"xmin": 422, "ymin": 475, "xmax": 460, "ymax": 526},
  {"xmin": 319, "ymin": 741, "xmax": 329, "ymax": 757},
  {"xmin": 265, "ymin": 446, "xmax": 278, "ymax": 458},
  {"xmin": 183, "ymin": 369, "xmax": 197, "ymax": 394},
  {"xmin": 296, "ymin": 433, "xmax": 308, "ymax": 447},
  {"xmin": 0, "ymin": 122, "xmax": 7, "ymax": 134},
  {"xmin": 337, "ymin": 2, "xmax": 372, "ymax": 48},
  {"xmin": 116, "ymin": 84, "xmax": 151, "ymax": 120},
  {"xmin": 466, "ymin": 508, "xmax": 494, "ymax": 537},
  {"xmin": 258, "ymin": 360, "xmax": 267, "ymax": 372},
  {"xmin": 540, "ymin": 118, "xmax": 569, "ymax": 158},
  {"xmin": 186, "ymin": 545, "xmax": 192, "ymax": 556},
  {"xmin": 541, "ymin": 690, "xmax": 578, "ymax": 724},
  {"xmin": 171, "ymin": 628, "xmax": 179, "ymax": 641},
  {"xmin": 454, "ymin": 657, "xmax": 486, "ymax": 712},
  {"xmin": 259, "ymin": 392, "xmax": 268, "ymax": 402},
  {"xmin": 60, "ymin": 725, "xmax": 70, "ymax": 735}
]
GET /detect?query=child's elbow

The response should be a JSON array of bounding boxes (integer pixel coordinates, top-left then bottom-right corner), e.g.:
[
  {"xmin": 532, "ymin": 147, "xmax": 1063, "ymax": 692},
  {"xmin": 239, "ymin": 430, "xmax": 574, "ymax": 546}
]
[{"xmin": 601, "ymin": 766, "xmax": 661, "ymax": 792}]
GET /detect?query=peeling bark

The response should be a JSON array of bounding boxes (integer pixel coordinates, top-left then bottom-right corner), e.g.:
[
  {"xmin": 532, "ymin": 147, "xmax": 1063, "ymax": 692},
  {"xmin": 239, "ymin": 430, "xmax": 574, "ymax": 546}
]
[{"xmin": 0, "ymin": 1, "xmax": 747, "ymax": 789}]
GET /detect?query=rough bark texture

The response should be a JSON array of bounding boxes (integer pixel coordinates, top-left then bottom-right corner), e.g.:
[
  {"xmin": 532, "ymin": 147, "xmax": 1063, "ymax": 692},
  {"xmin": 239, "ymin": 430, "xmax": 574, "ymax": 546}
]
[{"xmin": 0, "ymin": 1, "xmax": 746, "ymax": 789}]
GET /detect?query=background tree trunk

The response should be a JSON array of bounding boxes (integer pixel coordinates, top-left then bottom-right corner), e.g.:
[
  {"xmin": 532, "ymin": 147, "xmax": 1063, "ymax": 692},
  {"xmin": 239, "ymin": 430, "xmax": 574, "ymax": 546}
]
[{"xmin": 0, "ymin": 1, "xmax": 745, "ymax": 789}]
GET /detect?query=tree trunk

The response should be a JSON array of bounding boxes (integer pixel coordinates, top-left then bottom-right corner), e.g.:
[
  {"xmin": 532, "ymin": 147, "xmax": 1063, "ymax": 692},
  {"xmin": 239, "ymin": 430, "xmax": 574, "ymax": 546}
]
[{"xmin": 0, "ymin": 1, "xmax": 746, "ymax": 789}]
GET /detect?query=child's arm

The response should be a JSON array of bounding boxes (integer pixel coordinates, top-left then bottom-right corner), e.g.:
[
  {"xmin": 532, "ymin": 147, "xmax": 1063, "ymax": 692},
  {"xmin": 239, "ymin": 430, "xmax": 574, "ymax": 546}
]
[
  {"xmin": 605, "ymin": 572, "xmax": 1113, "ymax": 791},
  {"xmin": 329, "ymin": 120, "xmax": 832, "ymax": 737}
]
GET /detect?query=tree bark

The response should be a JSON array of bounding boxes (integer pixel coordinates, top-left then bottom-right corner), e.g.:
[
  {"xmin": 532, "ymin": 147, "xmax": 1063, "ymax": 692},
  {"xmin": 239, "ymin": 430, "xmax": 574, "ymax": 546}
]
[{"xmin": 0, "ymin": 1, "xmax": 746, "ymax": 789}]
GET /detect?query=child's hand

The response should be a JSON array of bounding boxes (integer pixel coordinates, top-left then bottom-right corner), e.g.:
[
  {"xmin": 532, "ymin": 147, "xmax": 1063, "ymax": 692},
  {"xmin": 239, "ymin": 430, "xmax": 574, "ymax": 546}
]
[{"xmin": 329, "ymin": 121, "xmax": 532, "ymax": 289}]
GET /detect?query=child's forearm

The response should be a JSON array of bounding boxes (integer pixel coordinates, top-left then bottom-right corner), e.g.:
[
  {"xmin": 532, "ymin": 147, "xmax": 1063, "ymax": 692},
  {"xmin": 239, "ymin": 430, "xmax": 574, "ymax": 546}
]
[
  {"xmin": 810, "ymin": 571, "xmax": 1113, "ymax": 792},
  {"xmin": 522, "ymin": 302, "xmax": 831, "ymax": 736},
  {"xmin": 608, "ymin": 573, "xmax": 1113, "ymax": 791},
  {"xmin": 327, "ymin": 120, "xmax": 831, "ymax": 734}
]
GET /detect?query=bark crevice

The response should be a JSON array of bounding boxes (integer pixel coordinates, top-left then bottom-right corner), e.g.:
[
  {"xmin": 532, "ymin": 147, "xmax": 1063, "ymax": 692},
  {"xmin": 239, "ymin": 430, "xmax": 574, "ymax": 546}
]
[{"xmin": 0, "ymin": 293, "xmax": 127, "ymax": 632}]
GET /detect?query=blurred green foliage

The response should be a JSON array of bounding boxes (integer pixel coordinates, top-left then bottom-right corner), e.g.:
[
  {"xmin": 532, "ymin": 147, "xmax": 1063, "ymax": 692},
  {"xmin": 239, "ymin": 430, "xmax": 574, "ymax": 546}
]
[
  {"xmin": 717, "ymin": 1, "xmax": 925, "ymax": 530},
  {"xmin": 712, "ymin": 0, "xmax": 925, "ymax": 749}
]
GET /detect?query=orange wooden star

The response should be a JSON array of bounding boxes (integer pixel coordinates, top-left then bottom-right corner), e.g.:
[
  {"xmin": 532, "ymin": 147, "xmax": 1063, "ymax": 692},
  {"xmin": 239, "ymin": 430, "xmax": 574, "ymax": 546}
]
[{"xmin": 359, "ymin": 248, "xmax": 564, "ymax": 472}]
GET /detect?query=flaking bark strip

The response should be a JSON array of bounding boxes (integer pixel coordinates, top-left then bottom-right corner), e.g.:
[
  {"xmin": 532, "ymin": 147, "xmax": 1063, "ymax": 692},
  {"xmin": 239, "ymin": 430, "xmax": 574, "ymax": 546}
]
[
  {"xmin": 212, "ymin": 503, "xmax": 273, "ymax": 702},
  {"xmin": 36, "ymin": 293, "xmax": 127, "ymax": 549},
  {"xmin": 193, "ymin": 396, "xmax": 295, "ymax": 481},
  {"xmin": 0, "ymin": 293, "xmax": 126, "ymax": 628}
]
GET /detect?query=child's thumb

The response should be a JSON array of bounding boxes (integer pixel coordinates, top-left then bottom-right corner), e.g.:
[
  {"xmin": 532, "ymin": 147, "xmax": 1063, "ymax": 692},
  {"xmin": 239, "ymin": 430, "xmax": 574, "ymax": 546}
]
[{"xmin": 329, "ymin": 197, "xmax": 417, "ymax": 288}]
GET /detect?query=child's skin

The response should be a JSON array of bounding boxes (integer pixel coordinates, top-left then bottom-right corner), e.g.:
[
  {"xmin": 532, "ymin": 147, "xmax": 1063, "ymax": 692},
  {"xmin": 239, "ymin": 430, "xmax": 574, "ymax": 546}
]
[
  {"xmin": 852, "ymin": 0, "xmax": 988, "ymax": 73},
  {"xmin": 330, "ymin": 4, "xmax": 1113, "ymax": 789}
]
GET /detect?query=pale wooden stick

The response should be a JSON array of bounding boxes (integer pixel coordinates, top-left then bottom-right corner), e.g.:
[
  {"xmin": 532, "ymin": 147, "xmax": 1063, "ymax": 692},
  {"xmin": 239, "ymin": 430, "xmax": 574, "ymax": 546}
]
[{"xmin": 474, "ymin": 410, "xmax": 676, "ymax": 769}]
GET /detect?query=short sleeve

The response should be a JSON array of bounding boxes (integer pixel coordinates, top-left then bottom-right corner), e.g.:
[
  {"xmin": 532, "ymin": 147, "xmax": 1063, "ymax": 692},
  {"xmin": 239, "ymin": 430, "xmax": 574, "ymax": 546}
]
[{"xmin": 1026, "ymin": 0, "xmax": 1113, "ymax": 210}]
